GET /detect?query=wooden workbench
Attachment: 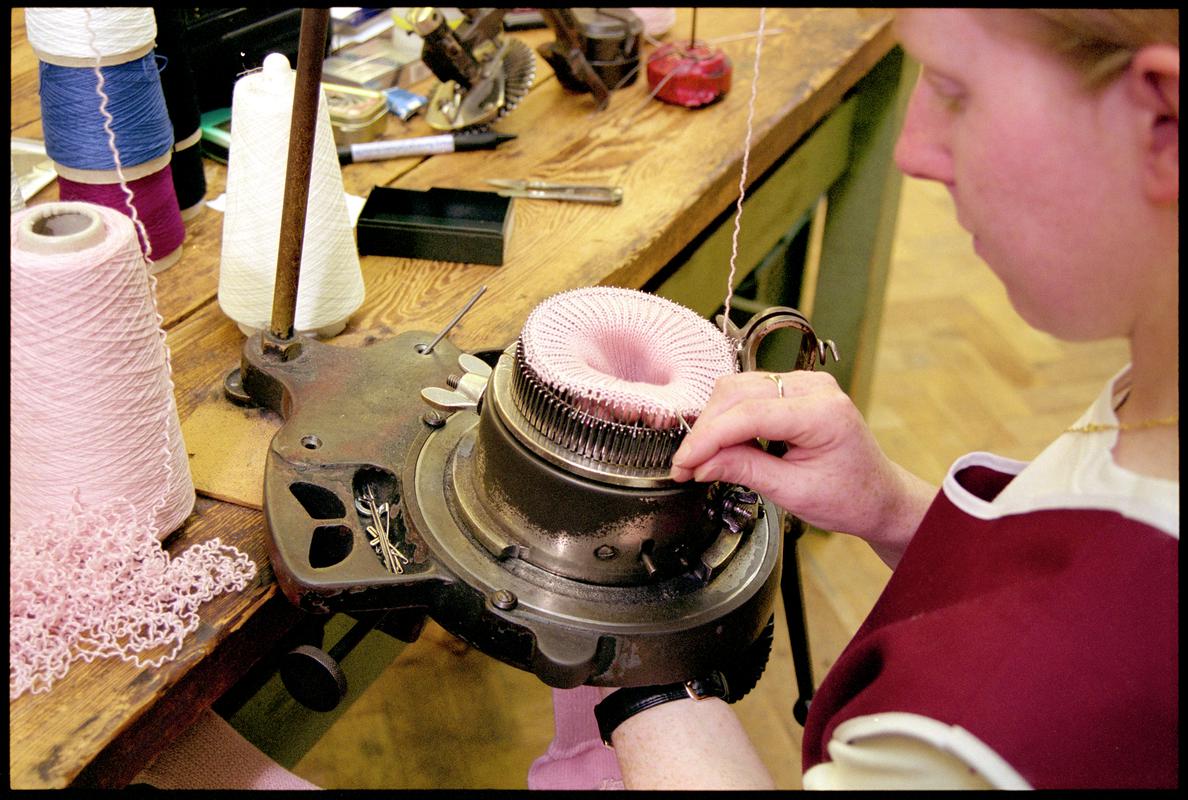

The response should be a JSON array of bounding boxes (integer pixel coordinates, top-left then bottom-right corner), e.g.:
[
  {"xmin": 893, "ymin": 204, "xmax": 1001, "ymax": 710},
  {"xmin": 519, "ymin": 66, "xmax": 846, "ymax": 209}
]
[{"xmin": 9, "ymin": 8, "xmax": 910, "ymax": 788}]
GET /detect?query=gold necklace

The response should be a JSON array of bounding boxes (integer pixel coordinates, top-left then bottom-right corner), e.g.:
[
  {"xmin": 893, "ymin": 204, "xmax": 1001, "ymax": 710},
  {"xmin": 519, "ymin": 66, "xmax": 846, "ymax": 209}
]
[{"xmin": 1066, "ymin": 414, "xmax": 1179, "ymax": 434}]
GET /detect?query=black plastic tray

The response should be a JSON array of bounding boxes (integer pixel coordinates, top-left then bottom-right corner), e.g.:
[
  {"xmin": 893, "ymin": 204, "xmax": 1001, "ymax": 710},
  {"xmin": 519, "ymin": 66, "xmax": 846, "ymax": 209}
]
[{"xmin": 356, "ymin": 186, "xmax": 513, "ymax": 266}]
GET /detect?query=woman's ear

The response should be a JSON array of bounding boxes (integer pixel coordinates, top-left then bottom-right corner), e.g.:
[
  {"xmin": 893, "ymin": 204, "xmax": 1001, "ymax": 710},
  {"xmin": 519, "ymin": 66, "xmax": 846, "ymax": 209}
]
[{"xmin": 1127, "ymin": 44, "xmax": 1179, "ymax": 204}]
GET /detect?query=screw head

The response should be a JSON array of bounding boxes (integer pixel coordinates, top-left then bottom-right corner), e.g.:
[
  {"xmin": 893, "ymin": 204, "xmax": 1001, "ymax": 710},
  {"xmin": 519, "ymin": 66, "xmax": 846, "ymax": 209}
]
[
  {"xmin": 492, "ymin": 589, "xmax": 517, "ymax": 610},
  {"xmin": 594, "ymin": 545, "xmax": 618, "ymax": 561},
  {"xmin": 422, "ymin": 410, "xmax": 446, "ymax": 428}
]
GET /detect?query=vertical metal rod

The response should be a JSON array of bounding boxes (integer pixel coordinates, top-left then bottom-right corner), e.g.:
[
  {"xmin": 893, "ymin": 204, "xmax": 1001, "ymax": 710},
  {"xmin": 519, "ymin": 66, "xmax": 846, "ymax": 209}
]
[
  {"xmin": 270, "ymin": 8, "xmax": 331, "ymax": 342},
  {"xmin": 690, "ymin": 8, "xmax": 698, "ymax": 47},
  {"xmin": 781, "ymin": 515, "xmax": 815, "ymax": 726}
]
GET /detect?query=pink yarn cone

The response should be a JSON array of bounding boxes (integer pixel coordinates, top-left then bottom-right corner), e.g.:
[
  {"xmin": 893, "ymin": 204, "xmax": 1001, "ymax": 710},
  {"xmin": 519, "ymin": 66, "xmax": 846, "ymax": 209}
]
[{"xmin": 9, "ymin": 202, "xmax": 256, "ymax": 700}]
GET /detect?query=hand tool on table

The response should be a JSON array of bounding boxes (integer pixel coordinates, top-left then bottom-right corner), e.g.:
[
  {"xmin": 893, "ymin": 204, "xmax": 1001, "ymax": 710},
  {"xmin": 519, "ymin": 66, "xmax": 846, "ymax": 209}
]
[
  {"xmin": 409, "ymin": 7, "xmax": 638, "ymax": 130},
  {"xmin": 485, "ymin": 179, "xmax": 623, "ymax": 206}
]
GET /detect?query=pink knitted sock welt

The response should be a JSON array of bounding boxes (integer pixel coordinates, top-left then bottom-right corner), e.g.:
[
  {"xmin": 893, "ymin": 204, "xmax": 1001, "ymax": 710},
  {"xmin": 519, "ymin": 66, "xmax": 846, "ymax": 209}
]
[
  {"xmin": 528, "ymin": 686, "xmax": 625, "ymax": 790},
  {"xmin": 520, "ymin": 287, "xmax": 737, "ymax": 430},
  {"xmin": 132, "ymin": 709, "xmax": 321, "ymax": 790}
]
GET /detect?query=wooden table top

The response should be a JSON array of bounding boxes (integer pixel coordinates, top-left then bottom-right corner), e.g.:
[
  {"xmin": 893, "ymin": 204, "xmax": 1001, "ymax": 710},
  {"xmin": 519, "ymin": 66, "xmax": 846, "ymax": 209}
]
[{"xmin": 9, "ymin": 7, "xmax": 896, "ymax": 788}]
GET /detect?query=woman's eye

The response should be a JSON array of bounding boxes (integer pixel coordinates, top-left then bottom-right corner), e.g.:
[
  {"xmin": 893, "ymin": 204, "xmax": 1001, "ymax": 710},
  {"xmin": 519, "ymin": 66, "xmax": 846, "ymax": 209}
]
[
  {"xmin": 937, "ymin": 92, "xmax": 965, "ymax": 112},
  {"xmin": 925, "ymin": 73, "xmax": 966, "ymax": 112}
]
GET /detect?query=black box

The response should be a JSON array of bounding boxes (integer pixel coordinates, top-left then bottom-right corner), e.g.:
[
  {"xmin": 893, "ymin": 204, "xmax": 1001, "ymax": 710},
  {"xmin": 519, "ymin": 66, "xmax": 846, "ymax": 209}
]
[{"xmin": 356, "ymin": 187, "xmax": 513, "ymax": 266}]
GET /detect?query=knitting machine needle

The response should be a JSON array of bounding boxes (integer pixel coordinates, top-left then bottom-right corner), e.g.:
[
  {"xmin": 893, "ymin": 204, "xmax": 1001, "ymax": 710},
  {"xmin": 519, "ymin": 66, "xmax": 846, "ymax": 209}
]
[{"xmin": 417, "ymin": 285, "xmax": 488, "ymax": 355}]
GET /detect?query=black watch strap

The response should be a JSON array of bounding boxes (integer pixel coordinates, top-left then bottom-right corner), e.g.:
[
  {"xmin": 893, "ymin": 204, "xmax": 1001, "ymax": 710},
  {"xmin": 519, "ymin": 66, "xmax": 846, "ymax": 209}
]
[{"xmin": 594, "ymin": 671, "xmax": 730, "ymax": 747}]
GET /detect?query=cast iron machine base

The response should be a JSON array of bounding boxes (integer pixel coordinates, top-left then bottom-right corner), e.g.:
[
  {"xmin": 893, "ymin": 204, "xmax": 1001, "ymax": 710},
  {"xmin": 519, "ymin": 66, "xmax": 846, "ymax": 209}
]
[{"xmin": 236, "ymin": 327, "xmax": 783, "ymax": 689}]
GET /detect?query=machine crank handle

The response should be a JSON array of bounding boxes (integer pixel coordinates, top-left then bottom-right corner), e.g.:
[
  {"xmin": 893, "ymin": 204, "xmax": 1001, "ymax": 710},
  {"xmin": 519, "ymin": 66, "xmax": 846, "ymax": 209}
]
[{"xmin": 717, "ymin": 306, "xmax": 840, "ymax": 374}]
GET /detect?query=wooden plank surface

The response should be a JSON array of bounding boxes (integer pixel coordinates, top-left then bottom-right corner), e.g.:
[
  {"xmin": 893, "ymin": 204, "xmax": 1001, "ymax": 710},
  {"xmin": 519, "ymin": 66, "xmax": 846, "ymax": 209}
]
[{"xmin": 9, "ymin": 8, "xmax": 897, "ymax": 788}]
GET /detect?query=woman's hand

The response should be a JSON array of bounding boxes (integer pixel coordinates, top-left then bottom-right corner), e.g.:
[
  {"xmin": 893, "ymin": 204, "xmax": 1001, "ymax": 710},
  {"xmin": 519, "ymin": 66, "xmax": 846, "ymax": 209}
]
[{"xmin": 670, "ymin": 370, "xmax": 936, "ymax": 568}]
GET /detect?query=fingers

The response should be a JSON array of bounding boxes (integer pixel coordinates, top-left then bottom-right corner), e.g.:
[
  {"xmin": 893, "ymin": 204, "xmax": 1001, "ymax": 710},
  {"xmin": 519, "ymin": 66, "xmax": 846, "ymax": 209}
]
[
  {"xmin": 696, "ymin": 369, "xmax": 837, "ymax": 423},
  {"xmin": 679, "ymin": 443, "xmax": 790, "ymax": 500},
  {"xmin": 674, "ymin": 387, "xmax": 848, "ymax": 476},
  {"xmin": 670, "ymin": 395, "xmax": 788, "ymax": 482}
]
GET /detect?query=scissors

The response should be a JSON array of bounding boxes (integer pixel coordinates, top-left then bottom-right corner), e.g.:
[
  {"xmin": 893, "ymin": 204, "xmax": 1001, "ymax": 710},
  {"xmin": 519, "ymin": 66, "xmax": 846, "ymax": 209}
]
[{"xmin": 486, "ymin": 179, "xmax": 623, "ymax": 206}]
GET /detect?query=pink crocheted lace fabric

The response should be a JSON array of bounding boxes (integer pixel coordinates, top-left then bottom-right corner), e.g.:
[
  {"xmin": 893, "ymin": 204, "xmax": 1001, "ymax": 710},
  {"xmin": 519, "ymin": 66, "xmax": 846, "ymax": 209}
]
[
  {"xmin": 9, "ymin": 494, "xmax": 257, "ymax": 700},
  {"xmin": 520, "ymin": 287, "xmax": 737, "ymax": 429}
]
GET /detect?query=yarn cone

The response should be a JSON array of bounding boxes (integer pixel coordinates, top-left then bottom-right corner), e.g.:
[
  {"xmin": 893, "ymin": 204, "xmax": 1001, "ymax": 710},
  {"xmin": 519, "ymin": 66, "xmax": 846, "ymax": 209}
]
[
  {"xmin": 218, "ymin": 52, "xmax": 364, "ymax": 337},
  {"xmin": 10, "ymin": 201, "xmax": 194, "ymax": 538}
]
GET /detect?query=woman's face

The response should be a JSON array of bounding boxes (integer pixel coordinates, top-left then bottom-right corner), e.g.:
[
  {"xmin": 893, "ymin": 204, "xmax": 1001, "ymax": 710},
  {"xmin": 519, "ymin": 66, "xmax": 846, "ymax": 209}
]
[{"xmin": 892, "ymin": 10, "xmax": 1156, "ymax": 342}]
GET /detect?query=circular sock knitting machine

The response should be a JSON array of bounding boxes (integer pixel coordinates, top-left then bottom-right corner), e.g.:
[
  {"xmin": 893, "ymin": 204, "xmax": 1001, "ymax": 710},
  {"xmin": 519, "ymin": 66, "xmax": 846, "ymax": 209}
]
[
  {"xmin": 230, "ymin": 10, "xmax": 835, "ymax": 715},
  {"xmin": 239, "ymin": 286, "xmax": 834, "ymax": 692}
]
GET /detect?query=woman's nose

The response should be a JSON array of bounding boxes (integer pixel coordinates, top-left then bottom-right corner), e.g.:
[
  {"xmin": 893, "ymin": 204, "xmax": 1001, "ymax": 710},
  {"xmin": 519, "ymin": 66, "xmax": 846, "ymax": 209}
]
[{"xmin": 893, "ymin": 83, "xmax": 955, "ymax": 185}]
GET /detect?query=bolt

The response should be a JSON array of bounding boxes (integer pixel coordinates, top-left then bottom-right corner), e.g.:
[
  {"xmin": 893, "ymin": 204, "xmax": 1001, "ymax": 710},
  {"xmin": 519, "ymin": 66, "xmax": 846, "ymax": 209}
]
[
  {"xmin": 640, "ymin": 551, "xmax": 658, "ymax": 576},
  {"xmin": 422, "ymin": 410, "xmax": 446, "ymax": 428},
  {"xmin": 594, "ymin": 545, "xmax": 618, "ymax": 561},
  {"xmin": 492, "ymin": 589, "xmax": 517, "ymax": 610},
  {"xmin": 720, "ymin": 489, "xmax": 759, "ymax": 534}
]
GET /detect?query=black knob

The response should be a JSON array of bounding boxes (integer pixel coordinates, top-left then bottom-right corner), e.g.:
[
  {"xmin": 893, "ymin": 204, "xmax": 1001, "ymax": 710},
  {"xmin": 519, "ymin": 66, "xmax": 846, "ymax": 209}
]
[
  {"xmin": 279, "ymin": 644, "xmax": 348, "ymax": 712},
  {"xmin": 279, "ymin": 612, "xmax": 384, "ymax": 712}
]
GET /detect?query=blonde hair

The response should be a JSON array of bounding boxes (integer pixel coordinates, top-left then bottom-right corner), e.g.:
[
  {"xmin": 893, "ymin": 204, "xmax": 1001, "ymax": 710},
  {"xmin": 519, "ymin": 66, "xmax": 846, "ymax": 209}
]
[{"xmin": 985, "ymin": 9, "xmax": 1180, "ymax": 89}]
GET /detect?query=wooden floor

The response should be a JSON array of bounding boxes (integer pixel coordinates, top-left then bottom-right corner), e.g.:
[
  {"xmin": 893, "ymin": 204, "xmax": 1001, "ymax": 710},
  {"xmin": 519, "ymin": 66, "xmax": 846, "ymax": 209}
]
[{"xmin": 288, "ymin": 176, "xmax": 1130, "ymax": 789}]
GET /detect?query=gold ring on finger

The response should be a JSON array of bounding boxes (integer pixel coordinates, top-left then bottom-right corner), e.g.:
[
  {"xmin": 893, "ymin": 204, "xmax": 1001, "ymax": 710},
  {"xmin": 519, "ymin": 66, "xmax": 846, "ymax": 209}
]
[{"xmin": 767, "ymin": 373, "xmax": 784, "ymax": 399}]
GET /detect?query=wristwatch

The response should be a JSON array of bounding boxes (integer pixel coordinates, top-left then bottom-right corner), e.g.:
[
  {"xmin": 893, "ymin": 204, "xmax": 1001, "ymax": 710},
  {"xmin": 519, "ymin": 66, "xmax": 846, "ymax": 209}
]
[{"xmin": 594, "ymin": 671, "xmax": 731, "ymax": 747}]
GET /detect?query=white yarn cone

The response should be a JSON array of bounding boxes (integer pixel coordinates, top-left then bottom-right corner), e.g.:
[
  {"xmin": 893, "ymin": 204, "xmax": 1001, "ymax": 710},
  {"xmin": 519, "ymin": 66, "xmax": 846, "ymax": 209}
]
[
  {"xmin": 25, "ymin": 7, "xmax": 157, "ymax": 66},
  {"xmin": 218, "ymin": 53, "xmax": 365, "ymax": 338}
]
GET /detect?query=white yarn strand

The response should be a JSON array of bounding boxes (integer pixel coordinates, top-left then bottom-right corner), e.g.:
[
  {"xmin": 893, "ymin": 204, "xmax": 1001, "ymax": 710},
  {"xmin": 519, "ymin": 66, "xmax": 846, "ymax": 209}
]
[
  {"xmin": 218, "ymin": 54, "xmax": 365, "ymax": 337},
  {"xmin": 722, "ymin": 7, "xmax": 767, "ymax": 334},
  {"xmin": 89, "ymin": 5, "xmax": 175, "ymax": 527},
  {"xmin": 85, "ymin": 8, "xmax": 156, "ymax": 266}
]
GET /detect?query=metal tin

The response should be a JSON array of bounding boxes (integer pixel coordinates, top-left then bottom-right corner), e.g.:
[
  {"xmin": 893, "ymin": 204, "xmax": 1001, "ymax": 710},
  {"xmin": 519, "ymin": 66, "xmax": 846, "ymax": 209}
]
[{"xmin": 324, "ymin": 83, "xmax": 390, "ymax": 146}]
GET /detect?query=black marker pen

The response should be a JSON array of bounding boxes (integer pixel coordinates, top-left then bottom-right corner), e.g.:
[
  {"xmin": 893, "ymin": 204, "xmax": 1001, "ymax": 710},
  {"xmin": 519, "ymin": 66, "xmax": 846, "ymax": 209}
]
[{"xmin": 338, "ymin": 132, "xmax": 517, "ymax": 164}]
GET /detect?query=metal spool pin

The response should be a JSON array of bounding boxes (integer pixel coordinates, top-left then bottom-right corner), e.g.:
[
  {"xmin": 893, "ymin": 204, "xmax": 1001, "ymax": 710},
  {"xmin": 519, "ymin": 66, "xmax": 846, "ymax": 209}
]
[
  {"xmin": 265, "ymin": 7, "xmax": 330, "ymax": 357},
  {"xmin": 257, "ymin": 8, "xmax": 388, "ymax": 703}
]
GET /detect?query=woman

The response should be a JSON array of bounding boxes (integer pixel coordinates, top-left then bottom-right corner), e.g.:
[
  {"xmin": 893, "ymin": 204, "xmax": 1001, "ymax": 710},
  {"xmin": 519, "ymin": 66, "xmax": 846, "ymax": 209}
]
[{"xmin": 530, "ymin": 9, "xmax": 1178, "ymax": 790}]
